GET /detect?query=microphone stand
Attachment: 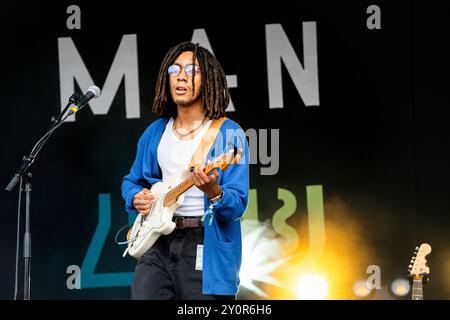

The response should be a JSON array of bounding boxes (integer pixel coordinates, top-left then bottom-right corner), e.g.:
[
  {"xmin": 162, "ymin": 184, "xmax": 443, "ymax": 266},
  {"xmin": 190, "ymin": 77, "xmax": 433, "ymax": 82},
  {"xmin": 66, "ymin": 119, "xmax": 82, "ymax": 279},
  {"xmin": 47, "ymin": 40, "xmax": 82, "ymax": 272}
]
[{"xmin": 5, "ymin": 93, "xmax": 81, "ymax": 300}]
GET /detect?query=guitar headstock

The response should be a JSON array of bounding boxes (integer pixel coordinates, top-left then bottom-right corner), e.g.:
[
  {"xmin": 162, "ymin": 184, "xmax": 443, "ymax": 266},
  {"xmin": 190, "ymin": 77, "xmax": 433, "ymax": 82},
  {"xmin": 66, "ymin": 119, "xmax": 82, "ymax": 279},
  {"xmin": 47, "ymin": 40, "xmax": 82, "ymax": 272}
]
[
  {"xmin": 205, "ymin": 144, "xmax": 243, "ymax": 174},
  {"xmin": 408, "ymin": 243, "xmax": 431, "ymax": 281}
]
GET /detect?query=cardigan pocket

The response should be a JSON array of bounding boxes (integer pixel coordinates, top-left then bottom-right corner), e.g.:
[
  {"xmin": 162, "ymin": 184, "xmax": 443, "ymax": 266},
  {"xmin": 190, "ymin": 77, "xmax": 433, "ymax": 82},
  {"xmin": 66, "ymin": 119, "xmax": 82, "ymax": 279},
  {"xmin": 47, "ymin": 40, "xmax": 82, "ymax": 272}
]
[
  {"xmin": 215, "ymin": 239, "xmax": 236, "ymax": 251},
  {"xmin": 214, "ymin": 240, "xmax": 238, "ymax": 283}
]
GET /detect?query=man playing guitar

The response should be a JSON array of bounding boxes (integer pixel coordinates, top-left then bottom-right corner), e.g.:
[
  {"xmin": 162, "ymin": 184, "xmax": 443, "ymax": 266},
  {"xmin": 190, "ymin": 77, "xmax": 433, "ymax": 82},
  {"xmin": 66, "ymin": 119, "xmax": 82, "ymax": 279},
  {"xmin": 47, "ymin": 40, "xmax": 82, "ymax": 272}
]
[{"xmin": 121, "ymin": 42, "xmax": 249, "ymax": 300}]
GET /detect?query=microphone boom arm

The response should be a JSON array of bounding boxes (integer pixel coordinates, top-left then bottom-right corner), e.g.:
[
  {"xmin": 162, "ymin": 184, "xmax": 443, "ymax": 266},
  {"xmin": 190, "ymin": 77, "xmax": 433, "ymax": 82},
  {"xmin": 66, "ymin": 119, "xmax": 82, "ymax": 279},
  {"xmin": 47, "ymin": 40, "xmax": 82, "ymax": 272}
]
[{"xmin": 5, "ymin": 93, "xmax": 84, "ymax": 192}]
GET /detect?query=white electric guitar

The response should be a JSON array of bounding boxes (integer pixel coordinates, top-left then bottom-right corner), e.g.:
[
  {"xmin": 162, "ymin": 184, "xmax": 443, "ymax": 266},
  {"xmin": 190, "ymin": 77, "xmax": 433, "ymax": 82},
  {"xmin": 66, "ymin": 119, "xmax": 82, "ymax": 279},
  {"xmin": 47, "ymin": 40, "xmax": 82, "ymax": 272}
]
[{"xmin": 124, "ymin": 146, "xmax": 241, "ymax": 258}]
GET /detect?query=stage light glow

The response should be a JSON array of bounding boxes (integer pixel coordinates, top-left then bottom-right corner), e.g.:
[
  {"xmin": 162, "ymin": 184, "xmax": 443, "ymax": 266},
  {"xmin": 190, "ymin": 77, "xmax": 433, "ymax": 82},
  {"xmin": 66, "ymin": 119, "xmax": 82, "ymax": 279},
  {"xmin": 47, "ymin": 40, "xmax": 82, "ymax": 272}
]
[
  {"xmin": 295, "ymin": 273, "xmax": 329, "ymax": 300},
  {"xmin": 239, "ymin": 220, "xmax": 288, "ymax": 297},
  {"xmin": 353, "ymin": 280, "xmax": 372, "ymax": 298},
  {"xmin": 247, "ymin": 199, "xmax": 377, "ymax": 300},
  {"xmin": 390, "ymin": 278, "xmax": 410, "ymax": 297}
]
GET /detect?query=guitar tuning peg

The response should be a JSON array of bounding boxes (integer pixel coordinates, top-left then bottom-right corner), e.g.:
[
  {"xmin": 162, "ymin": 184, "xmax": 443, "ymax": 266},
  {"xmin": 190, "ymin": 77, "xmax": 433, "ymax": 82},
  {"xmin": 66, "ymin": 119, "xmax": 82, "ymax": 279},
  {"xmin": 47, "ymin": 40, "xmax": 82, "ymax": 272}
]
[
  {"xmin": 415, "ymin": 246, "xmax": 419, "ymax": 250},
  {"xmin": 408, "ymin": 264, "xmax": 413, "ymax": 269}
]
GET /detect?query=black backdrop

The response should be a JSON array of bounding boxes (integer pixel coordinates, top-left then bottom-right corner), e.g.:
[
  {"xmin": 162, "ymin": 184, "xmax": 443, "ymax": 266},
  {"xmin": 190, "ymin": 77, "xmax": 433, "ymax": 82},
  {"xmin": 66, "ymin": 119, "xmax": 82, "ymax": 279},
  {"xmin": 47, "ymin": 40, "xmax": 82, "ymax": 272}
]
[{"xmin": 0, "ymin": 1, "xmax": 449, "ymax": 300}]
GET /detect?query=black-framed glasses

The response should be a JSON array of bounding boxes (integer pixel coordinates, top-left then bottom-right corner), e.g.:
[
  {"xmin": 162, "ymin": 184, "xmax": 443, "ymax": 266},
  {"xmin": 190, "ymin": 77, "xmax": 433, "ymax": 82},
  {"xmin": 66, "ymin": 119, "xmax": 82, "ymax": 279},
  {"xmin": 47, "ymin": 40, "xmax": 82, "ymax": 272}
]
[{"xmin": 167, "ymin": 64, "xmax": 200, "ymax": 77}]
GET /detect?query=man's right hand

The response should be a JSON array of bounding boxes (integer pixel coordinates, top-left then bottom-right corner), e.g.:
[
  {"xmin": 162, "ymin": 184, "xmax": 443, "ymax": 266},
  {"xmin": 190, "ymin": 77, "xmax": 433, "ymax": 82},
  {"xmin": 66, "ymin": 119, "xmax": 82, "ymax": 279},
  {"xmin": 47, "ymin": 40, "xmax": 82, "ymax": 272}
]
[{"xmin": 133, "ymin": 188, "xmax": 155, "ymax": 215}]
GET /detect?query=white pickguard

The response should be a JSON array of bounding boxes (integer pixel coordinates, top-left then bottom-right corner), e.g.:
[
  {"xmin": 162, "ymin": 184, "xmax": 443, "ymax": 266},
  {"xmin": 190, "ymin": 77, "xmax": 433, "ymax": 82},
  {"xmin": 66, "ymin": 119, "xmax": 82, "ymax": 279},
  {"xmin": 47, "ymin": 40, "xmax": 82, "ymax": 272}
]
[{"xmin": 125, "ymin": 168, "xmax": 191, "ymax": 258}]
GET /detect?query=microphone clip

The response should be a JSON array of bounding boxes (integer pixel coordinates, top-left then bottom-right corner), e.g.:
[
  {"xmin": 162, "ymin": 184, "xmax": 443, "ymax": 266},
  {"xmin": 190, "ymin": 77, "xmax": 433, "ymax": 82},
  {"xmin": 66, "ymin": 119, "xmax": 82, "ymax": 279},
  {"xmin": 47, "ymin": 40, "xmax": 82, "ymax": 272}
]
[
  {"xmin": 51, "ymin": 93, "xmax": 82, "ymax": 124},
  {"xmin": 69, "ymin": 92, "xmax": 82, "ymax": 104}
]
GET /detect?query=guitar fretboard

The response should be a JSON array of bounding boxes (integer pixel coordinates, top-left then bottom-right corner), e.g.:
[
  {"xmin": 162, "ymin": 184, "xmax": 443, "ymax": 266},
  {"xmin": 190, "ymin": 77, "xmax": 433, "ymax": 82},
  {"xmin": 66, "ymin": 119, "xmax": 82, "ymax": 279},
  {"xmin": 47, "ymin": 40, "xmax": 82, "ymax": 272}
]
[
  {"xmin": 163, "ymin": 176, "xmax": 195, "ymax": 207},
  {"xmin": 412, "ymin": 279, "xmax": 423, "ymax": 300},
  {"xmin": 161, "ymin": 153, "xmax": 234, "ymax": 207}
]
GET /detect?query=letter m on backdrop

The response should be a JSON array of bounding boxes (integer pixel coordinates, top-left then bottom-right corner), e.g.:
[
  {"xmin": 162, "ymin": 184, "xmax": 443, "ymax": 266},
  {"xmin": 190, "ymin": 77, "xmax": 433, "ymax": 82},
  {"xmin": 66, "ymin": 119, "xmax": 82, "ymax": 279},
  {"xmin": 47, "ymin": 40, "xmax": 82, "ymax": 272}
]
[{"xmin": 58, "ymin": 34, "xmax": 140, "ymax": 122}]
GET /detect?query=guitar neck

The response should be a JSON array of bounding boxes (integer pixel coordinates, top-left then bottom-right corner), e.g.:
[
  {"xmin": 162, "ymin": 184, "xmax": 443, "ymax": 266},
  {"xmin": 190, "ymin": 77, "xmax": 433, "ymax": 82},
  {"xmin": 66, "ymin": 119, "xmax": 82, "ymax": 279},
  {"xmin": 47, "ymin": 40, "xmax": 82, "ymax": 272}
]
[
  {"xmin": 163, "ymin": 175, "xmax": 195, "ymax": 207},
  {"xmin": 161, "ymin": 151, "xmax": 237, "ymax": 207},
  {"xmin": 412, "ymin": 279, "xmax": 423, "ymax": 300}
]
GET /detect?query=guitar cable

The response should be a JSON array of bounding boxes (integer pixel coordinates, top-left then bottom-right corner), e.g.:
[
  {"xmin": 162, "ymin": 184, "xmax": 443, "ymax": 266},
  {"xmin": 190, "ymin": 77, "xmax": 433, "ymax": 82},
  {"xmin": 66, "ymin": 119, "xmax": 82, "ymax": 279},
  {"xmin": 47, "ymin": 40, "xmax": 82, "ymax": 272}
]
[{"xmin": 114, "ymin": 224, "xmax": 133, "ymax": 246}]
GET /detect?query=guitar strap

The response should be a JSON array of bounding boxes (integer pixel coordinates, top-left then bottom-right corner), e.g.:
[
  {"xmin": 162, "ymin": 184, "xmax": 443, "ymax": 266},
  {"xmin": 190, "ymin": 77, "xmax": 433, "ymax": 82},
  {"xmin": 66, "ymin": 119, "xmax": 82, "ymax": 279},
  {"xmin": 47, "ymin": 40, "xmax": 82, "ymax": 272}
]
[{"xmin": 188, "ymin": 117, "xmax": 227, "ymax": 169}]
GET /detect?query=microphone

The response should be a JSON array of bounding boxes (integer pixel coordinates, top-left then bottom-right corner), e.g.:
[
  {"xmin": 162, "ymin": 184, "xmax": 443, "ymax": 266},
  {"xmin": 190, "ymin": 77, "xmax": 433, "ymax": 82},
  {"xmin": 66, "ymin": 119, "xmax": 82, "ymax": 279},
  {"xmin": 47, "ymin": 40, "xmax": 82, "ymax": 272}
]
[{"xmin": 68, "ymin": 85, "xmax": 101, "ymax": 115}]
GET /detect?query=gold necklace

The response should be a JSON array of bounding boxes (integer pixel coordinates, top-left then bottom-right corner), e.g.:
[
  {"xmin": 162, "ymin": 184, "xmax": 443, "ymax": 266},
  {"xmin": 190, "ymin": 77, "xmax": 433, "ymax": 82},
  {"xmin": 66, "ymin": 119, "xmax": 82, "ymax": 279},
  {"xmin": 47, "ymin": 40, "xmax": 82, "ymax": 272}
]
[{"xmin": 174, "ymin": 117, "xmax": 208, "ymax": 138}]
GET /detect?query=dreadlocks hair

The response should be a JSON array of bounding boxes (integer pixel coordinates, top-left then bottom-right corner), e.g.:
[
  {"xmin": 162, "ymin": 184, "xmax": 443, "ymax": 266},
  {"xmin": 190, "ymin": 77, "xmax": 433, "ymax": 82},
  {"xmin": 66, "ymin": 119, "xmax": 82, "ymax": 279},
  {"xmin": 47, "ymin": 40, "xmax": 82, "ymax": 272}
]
[{"xmin": 152, "ymin": 41, "xmax": 230, "ymax": 120}]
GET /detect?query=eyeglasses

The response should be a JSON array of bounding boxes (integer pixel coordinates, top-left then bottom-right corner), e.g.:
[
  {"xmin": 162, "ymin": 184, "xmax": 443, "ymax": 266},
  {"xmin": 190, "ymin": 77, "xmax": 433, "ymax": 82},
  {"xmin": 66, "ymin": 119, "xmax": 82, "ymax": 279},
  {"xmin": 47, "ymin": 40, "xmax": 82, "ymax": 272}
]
[{"xmin": 167, "ymin": 64, "xmax": 200, "ymax": 77}]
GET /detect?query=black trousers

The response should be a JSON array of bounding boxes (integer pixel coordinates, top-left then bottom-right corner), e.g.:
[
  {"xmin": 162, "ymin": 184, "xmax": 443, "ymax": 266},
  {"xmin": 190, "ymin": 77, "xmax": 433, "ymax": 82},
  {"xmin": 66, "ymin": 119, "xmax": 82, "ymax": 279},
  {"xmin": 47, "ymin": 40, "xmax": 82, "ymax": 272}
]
[{"xmin": 131, "ymin": 226, "xmax": 236, "ymax": 300}]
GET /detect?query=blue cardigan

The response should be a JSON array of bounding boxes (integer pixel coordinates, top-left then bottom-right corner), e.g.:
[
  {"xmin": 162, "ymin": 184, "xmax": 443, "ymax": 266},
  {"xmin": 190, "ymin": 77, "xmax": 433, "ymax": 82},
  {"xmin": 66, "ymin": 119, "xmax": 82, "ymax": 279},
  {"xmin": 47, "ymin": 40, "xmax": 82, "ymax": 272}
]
[{"xmin": 121, "ymin": 117, "xmax": 249, "ymax": 295}]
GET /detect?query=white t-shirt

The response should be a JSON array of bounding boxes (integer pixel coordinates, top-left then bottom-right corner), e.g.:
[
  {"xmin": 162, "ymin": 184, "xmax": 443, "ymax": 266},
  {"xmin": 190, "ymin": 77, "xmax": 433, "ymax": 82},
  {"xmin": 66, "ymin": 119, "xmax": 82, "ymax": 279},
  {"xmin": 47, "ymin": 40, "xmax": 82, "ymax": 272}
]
[{"xmin": 157, "ymin": 117, "xmax": 212, "ymax": 217}]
